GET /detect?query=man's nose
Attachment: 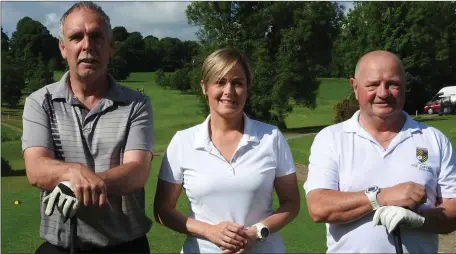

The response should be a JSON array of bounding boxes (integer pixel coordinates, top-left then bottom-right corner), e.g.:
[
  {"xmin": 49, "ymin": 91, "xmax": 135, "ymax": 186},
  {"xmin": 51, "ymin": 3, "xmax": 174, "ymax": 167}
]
[
  {"xmin": 82, "ymin": 35, "xmax": 93, "ymax": 52},
  {"xmin": 377, "ymin": 82, "xmax": 390, "ymax": 98}
]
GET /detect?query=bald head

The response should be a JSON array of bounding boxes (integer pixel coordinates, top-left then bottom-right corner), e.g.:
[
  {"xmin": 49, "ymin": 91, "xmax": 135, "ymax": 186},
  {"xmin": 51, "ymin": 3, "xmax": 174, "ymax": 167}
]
[
  {"xmin": 350, "ymin": 50, "xmax": 407, "ymax": 120},
  {"xmin": 354, "ymin": 50, "xmax": 406, "ymax": 82}
]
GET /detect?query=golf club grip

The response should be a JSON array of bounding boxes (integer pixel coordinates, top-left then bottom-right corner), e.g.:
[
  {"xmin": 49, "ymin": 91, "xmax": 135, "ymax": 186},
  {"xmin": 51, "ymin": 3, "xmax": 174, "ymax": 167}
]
[
  {"xmin": 70, "ymin": 217, "xmax": 77, "ymax": 254},
  {"xmin": 392, "ymin": 227, "xmax": 403, "ymax": 254}
]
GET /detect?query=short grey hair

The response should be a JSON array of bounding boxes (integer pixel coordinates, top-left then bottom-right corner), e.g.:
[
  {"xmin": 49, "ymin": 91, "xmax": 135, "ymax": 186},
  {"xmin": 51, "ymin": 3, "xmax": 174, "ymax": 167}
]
[{"xmin": 59, "ymin": 1, "xmax": 112, "ymax": 41}]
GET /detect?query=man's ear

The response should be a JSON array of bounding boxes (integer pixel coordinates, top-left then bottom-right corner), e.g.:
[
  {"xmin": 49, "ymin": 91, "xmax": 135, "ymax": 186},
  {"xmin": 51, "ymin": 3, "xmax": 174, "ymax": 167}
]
[
  {"xmin": 59, "ymin": 40, "xmax": 67, "ymax": 60},
  {"xmin": 350, "ymin": 77, "xmax": 359, "ymax": 100}
]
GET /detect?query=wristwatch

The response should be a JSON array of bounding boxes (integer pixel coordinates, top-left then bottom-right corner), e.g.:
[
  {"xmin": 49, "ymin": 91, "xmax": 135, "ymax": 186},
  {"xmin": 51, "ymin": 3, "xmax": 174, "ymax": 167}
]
[
  {"xmin": 253, "ymin": 222, "xmax": 270, "ymax": 241},
  {"xmin": 365, "ymin": 185, "xmax": 381, "ymax": 210}
]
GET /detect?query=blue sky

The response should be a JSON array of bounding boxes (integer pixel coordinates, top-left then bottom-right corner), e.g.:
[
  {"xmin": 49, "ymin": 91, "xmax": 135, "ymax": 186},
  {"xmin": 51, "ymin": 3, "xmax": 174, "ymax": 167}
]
[{"xmin": 1, "ymin": 1, "xmax": 354, "ymax": 41}]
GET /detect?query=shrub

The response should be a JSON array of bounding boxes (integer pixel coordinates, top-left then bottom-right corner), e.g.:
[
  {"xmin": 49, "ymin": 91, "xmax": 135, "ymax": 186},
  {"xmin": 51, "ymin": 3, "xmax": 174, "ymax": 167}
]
[{"xmin": 333, "ymin": 92, "xmax": 359, "ymax": 123}]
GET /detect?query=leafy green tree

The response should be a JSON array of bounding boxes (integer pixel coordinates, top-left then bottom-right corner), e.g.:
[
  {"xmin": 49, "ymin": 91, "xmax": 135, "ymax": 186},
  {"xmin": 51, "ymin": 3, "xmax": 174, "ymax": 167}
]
[
  {"xmin": 331, "ymin": 2, "xmax": 456, "ymax": 114},
  {"xmin": 160, "ymin": 37, "xmax": 185, "ymax": 72},
  {"xmin": 182, "ymin": 41, "xmax": 201, "ymax": 66},
  {"xmin": 1, "ymin": 27, "xmax": 24, "ymax": 107},
  {"xmin": 47, "ymin": 57, "xmax": 60, "ymax": 72},
  {"xmin": 1, "ymin": 53, "xmax": 25, "ymax": 107},
  {"xmin": 10, "ymin": 17, "xmax": 61, "ymax": 67},
  {"xmin": 27, "ymin": 54, "xmax": 53, "ymax": 92},
  {"xmin": 1, "ymin": 27, "xmax": 9, "ymax": 52},
  {"xmin": 110, "ymin": 25, "xmax": 198, "ymax": 73},
  {"xmin": 171, "ymin": 67, "xmax": 191, "ymax": 91},
  {"xmin": 186, "ymin": 1, "xmax": 343, "ymax": 127},
  {"xmin": 333, "ymin": 92, "xmax": 359, "ymax": 123},
  {"xmin": 144, "ymin": 35, "xmax": 162, "ymax": 71},
  {"xmin": 124, "ymin": 32, "xmax": 146, "ymax": 72},
  {"xmin": 108, "ymin": 55, "xmax": 130, "ymax": 81},
  {"xmin": 112, "ymin": 26, "xmax": 129, "ymax": 42},
  {"xmin": 9, "ymin": 17, "xmax": 62, "ymax": 92},
  {"xmin": 155, "ymin": 68, "xmax": 167, "ymax": 88}
]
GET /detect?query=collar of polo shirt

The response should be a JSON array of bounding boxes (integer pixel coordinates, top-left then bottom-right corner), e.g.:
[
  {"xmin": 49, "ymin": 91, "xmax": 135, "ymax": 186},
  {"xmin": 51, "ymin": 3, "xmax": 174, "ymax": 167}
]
[
  {"xmin": 51, "ymin": 71, "xmax": 127, "ymax": 104},
  {"xmin": 343, "ymin": 110, "xmax": 422, "ymax": 138},
  {"xmin": 193, "ymin": 112, "xmax": 260, "ymax": 150}
]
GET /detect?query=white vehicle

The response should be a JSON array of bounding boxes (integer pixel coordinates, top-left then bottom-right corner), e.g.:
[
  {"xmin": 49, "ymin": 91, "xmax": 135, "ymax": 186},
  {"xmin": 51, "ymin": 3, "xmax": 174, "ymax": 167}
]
[
  {"xmin": 425, "ymin": 86, "xmax": 456, "ymax": 115},
  {"xmin": 435, "ymin": 86, "xmax": 456, "ymax": 115},
  {"xmin": 437, "ymin": 86, "xmax": 456, "ymax": 97}
]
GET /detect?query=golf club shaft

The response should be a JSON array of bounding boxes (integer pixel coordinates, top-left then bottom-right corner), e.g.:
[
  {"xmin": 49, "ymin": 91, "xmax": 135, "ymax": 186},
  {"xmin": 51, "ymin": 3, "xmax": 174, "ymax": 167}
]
[
  {"xmin": 392, "ymin": 227, "xmax": 403, "ymax": 254},
  {"xmin": 70, "ymin": 217, "xmax": 77, "ymax": 254}
]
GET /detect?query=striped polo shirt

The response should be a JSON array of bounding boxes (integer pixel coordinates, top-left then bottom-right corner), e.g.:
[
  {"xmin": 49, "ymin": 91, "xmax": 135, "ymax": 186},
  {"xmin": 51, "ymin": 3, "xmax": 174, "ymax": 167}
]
[{"xmin": 22, "ymin": 71, "xmax": 154, "ymax": 249}]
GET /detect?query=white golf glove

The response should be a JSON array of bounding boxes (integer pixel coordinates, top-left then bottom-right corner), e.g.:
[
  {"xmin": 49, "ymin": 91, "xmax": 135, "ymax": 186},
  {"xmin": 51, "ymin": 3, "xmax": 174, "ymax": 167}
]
[
  {"xmin": 43, "ymin": 181, "xmax": 80, "ymax": 223},
  {"xmin": 373, "ymin": 206, "xmax": 425, "ymax": 234}
]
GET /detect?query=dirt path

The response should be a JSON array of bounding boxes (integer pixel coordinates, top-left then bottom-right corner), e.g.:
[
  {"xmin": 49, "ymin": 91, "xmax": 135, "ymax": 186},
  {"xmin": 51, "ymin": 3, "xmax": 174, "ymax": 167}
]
[
  {"xmin": 294, "ymin": 164, "xmax": 456, "ymax": 253},
  {"xmin": 439, "ymin": 232, "xmax": 456, "ymax": 253}
]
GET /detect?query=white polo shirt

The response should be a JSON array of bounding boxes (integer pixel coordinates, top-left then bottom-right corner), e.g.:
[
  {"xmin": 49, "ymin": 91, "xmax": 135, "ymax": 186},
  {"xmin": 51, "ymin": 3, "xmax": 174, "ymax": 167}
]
[
  {"xmin": 159, "ymin": 113, "xmax": 296, "ymax": 253},
  {"xmin": 304, "ymin": 110, "xmax": 456, "ymax": 253}
]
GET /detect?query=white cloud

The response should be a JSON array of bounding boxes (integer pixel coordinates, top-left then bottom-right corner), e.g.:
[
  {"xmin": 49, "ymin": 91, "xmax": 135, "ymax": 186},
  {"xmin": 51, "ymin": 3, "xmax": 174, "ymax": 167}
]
[
  {"xmin": 107, "ymin": 2, "xmax": 190, "ymax": 25},
  {"xmin": 99, "ymin": 1, "xmax": 198, "ymax": 40},
  {"xmin": 44, "ymin": 12, "xmax": 60, "ymax": 38}
]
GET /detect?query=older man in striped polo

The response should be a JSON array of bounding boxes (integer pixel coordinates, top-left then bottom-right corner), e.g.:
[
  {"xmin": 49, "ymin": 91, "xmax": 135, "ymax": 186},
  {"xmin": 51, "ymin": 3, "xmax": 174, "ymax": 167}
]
[{"xmin": 22, "ymin": 1, "xmax": 154, "ymax": 253}]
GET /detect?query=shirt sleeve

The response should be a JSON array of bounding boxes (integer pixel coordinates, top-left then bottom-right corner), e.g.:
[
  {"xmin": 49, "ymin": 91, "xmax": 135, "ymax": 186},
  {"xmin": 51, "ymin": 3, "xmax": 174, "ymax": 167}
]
[
  {"xmin": 158, "ymin": 132, "xmax": 184, "ymax": 184},
  {"xmin": 303, "ymin": 127, "xmax": 339, "ymax": 195},
  {"xmin": 437, "ymin": 138, "xmax": 456, "ymax": 198},
  {"xmin": 275, "ymin": 129, "xmax": 296, "ymax": 177},
  {"xmin": 22, "ymin": 96, "xmax": 54, "ymax": 152},
  {"xmin": 124, "ymin": 96, "xmax": 154, "ymax": 153}
]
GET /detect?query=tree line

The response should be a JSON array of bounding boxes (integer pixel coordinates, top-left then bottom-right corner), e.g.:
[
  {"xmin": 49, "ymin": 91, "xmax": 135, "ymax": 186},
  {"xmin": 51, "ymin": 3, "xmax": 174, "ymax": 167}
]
[
  {"xmin": 1, "ymin": 17, "xmax": 201, "ymax": 108},
  {"xmin": 169, "ymin": 1, "xmax": 456, "ymax": 126},
  {"xmin": 3, "ymin": 2, "xmax": 456, "ymax": 127},
  {"xmin": 157, "ymin": 1, "xmax": 344, "ymax": 128},
  {"xmin": 332, "ymin": 1, "xmax": 456, "ymax": 119}
]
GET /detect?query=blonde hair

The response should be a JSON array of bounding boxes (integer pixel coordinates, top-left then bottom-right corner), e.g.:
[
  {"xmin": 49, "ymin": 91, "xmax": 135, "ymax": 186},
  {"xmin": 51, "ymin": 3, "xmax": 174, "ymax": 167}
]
[{"xmin": 201, "ymin": 48, "xmax": 252, "ymax": 89}]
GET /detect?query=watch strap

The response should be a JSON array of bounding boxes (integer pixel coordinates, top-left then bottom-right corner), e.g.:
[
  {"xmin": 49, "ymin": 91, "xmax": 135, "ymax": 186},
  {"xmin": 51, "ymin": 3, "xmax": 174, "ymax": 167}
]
[
  {"xmin": 365, "ymin": 189, "xmax": 380, "ymax": 210},
  {"xmin": 253, "ymin": 222, "xmax": 269, "ymax": 241}
]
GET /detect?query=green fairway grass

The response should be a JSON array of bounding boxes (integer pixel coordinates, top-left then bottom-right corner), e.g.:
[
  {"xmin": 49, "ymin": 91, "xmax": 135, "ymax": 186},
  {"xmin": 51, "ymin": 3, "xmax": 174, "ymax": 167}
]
[
  {"xmin": 285, "ymin": 78, "xmax": 352, "ymax": 129},
  {"xmin": 1, "ymin": 110, "xmax": 24, "ymax": 130},
  {"xmin": 2, "ymin": 141, "xmax": 25, "ymax": 170},
  {"xmin": 1, "ymin": 125, "xmax": 21, "ymax": 142},
  {"xmin": 287, "ymin": 135, "xmax": 317, "ymax": 165},
  {"xmin": 2, "ymin": 71, "xmax": 455, "ymax": 253},
  {"xmin": 1, "ymin": 157, "xmax": 326, "ymax": 253}
]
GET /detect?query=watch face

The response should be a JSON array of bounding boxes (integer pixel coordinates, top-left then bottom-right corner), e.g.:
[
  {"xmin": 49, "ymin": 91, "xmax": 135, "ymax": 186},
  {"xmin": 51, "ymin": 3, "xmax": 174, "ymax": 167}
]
[
  {"xmin": 366, "ymin": 186, "xmax": 378, "ymax": 193},
  {"xmin": 260, "ymin": 227, "xmax": 270, "ymax": 238}
]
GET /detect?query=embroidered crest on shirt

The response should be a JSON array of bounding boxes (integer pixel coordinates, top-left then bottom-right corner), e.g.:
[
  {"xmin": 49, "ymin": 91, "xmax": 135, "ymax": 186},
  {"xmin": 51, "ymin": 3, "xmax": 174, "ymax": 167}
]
[{"xmin": 416, "ymin": 147, "xmax": 428, "ymax": 163}]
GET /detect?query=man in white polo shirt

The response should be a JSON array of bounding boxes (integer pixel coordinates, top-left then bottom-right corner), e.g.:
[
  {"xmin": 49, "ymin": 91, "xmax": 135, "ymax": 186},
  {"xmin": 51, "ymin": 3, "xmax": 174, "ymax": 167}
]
[{"xmin": 304, "ymin": 50, "xmax": 456, "ymax": 253}]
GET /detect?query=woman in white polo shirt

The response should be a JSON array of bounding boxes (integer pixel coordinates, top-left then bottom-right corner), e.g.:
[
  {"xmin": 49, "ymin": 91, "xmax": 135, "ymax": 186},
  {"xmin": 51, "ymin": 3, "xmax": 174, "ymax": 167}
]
[{"xmin": 154, "ymin": 48, "xmax": 300, "ymax": 253}]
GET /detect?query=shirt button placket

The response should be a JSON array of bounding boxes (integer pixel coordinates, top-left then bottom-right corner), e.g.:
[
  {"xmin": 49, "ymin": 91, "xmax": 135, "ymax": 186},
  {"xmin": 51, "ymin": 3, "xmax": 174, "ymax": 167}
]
[{"xmin": 230, "ymin": 157, "xmax": 236, "ymax": 176}]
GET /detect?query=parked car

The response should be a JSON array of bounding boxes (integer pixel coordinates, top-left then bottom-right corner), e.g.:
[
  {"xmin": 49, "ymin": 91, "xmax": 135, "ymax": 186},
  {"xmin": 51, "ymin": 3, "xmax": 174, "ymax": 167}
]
[{"xmin": 424, "ymin": 100, "xmax": 441, "ymax": 114}]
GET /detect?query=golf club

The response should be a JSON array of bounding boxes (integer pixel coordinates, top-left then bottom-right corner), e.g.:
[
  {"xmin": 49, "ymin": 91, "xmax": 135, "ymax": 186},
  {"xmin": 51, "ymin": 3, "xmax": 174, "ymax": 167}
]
[
  {"xmin": 392, "ymin": 227, "xmax": 403, "ymax": 254},
  {"xmin": 70, "ymin": 216, "xmax": 77, "ymax": 254}
]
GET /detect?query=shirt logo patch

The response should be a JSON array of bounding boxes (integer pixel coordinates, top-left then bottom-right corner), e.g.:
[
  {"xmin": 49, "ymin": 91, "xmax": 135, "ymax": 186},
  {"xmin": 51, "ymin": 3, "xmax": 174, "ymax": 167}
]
[{"xmin": 416, "ymin": 147, "xmax": 428, "ymax": 163}]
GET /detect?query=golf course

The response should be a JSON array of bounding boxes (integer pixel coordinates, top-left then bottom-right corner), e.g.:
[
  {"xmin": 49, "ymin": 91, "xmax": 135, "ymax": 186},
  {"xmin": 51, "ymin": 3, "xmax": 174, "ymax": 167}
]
[{"xmin": 2, "ymin": 72, "xmax": 456, "ymax": 253}]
